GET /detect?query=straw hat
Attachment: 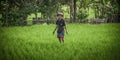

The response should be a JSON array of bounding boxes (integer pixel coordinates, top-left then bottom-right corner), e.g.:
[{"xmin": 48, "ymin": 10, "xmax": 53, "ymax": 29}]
[{"xmin": 57, "ymin": 12, "xmax": 63, "ymax": 16}]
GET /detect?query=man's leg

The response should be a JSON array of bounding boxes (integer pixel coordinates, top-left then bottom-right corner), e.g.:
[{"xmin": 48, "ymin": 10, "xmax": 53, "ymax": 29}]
[
  {"xmin": 61, "ymin": 38, "xmax": 64, "ymax": 43},
  {"xmin": 58, "ymin": 38, "xmax": 62, "ymax": 43}
]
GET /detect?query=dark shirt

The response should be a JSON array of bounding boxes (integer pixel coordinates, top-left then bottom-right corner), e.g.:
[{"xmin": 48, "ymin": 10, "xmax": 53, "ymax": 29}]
[
  {"xmin": 56, "ymin": 19, "xmax": 65, "ymax": 27},
  {"xmin": 56, "ymin": 19, "xmax": 65, "ymax": 33}
]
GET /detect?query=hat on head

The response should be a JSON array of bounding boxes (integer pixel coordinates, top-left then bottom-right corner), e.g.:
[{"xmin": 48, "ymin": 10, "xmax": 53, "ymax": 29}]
[{"xmin": 57, "ymin": 12, "xmax": 63, "ymax": 16}]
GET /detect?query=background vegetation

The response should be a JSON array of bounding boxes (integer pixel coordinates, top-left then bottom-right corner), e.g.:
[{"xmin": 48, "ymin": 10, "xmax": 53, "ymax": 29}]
[{"xmin": 0, "ymin": 0, "xmax": 120, "ymax": 26}]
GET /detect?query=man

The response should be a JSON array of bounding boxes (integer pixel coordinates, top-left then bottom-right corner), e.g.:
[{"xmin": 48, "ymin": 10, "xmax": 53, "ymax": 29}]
[{"xmin": 53, "ymin": 12, "xmax": 67, "ymax": 43}]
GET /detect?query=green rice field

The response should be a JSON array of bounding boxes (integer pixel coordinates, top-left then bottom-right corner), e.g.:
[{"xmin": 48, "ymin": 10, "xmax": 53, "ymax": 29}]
[{"xmin": 0, "ymin": 23, "xmax": 120, "ymax": 60}]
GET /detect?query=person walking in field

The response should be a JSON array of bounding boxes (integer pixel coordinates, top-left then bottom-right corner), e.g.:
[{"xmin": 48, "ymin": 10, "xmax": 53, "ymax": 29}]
[{"xmin": 53, "ymin": 12, "xmax": 68, "ymax": 43}]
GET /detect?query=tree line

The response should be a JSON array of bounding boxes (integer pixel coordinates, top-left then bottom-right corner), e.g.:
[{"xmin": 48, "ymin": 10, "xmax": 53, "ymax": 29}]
[{"xmin": 0, "ymin": 0, "xmax": 120, "ymax": 26}]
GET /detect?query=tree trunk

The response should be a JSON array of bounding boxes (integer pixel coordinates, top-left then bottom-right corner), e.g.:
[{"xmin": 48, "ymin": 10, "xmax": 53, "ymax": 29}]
[
  {"xmin": 1, "ymin": 12, "xmax": 6, "ymax": 26},
  {"xmin": 73, "ymin": 0, "xmax": 76, "ymax": 22},
  {"xmin": 4, "ymin": 6, "xmax": 9, "ymax": 27},
  {"xmin": 69, "ymin": 0, "xmax": 74, "ymax": 23},
  {"xmin": 35, "ymin": 13, "xmax": 38, "ymax": 20},
  {"xmin": 95, "ymin": 7, "xmax": 97, "ymax": 18}
]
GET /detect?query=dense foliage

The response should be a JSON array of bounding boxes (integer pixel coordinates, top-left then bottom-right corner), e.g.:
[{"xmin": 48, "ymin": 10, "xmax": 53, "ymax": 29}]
[{"xmin": 0, "ymin": 0, "xmax": 120, "ymax": 26}]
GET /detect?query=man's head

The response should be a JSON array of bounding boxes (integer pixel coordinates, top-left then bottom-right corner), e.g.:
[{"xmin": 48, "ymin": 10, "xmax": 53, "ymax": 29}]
[{"xmin": 57, "ymin": 12, "xmax": 63, "ymax": 19}]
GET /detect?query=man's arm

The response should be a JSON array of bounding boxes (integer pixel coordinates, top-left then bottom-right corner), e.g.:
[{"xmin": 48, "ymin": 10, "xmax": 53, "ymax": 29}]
[
  {"xmin": 63, "ymin": 20, "xmax": 68, "ymax": 34},
  {"xmin": 53, "ymin": 25, "xmax": 58, "ymax": 34},
  {"xmin": 64, "ymin": 26, "xmax": 68, "ymax": 34}
]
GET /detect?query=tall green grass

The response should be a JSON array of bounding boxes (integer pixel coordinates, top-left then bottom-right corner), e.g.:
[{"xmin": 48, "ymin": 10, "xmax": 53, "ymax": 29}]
[{"xmin": 0, "ymin": 23, "xmax": 120, "ymax": 60}]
